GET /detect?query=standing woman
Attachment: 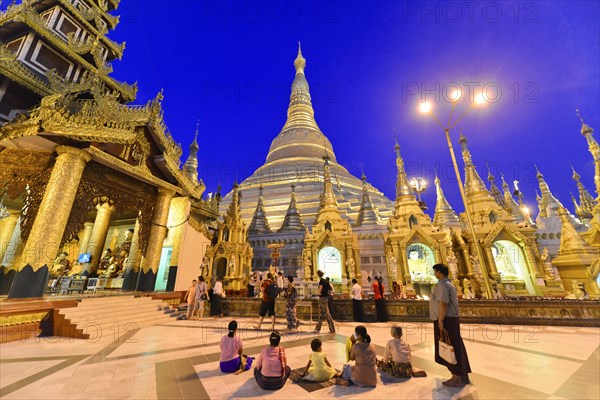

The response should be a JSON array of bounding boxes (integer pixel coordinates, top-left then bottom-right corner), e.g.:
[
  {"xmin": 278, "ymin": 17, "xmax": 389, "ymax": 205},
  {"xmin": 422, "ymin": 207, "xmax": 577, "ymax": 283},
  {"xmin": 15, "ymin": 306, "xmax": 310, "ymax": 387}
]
[
  {"xmin": 211, "ymin": 276, "xmax": 224, "ymax": 318},
  {"xmin": 373, "ymin": 276, "xmax": 388, "ymax": 322},
  {"xmin": 351, "ymin": 279, "xmax": 365, "ymax": 322},
  {"xmin": 430, "ymin": 263, "xmax": 471, "ymax": 387},
  {"xmin": 284, "ymin": 276, "xmax": 299, "ymax": 330},
  {"xmin": 195, "ymin": 276, "xmax": 208, "ymax": 320}
]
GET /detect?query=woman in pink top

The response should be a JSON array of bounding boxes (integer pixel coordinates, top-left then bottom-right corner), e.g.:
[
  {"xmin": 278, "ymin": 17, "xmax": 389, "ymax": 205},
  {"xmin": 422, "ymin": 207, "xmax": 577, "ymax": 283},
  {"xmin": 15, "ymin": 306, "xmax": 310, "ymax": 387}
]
[
  {"xmin": 220, "ymin": 321, "xmax": 253, "ymax": 374},
  {"xmin": 254, "ymin": 331, "xmax": 291, "ymax": 390}
]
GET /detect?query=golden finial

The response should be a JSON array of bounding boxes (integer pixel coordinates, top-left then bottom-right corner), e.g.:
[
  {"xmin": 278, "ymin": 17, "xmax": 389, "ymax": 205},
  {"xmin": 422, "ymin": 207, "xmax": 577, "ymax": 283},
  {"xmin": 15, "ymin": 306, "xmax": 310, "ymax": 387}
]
[
  {"xmin": 294, "ymin": 41, "xmax": 306, "ymax": 74},
  {"xmin": 576, "ymin": 109, "xmax": 594, "ymax": 135}
]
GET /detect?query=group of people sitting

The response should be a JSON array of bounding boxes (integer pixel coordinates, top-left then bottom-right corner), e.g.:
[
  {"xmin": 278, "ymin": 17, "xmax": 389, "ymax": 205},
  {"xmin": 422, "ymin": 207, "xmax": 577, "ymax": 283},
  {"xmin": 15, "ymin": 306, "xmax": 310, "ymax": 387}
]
[{"xmin": 218, "ymin": 320, "xmax": 426, "ymax": 391}]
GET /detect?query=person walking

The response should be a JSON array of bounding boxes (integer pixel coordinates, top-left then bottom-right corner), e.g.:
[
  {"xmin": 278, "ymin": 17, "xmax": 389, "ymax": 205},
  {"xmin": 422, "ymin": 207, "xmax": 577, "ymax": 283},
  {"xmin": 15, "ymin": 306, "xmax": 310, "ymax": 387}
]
[
  {"xmin": 373, "ymin": 276, "xmax": 388, "ymax": 322},
  {"xmin": 430, "ymin": 263, "xmax": 471, "ymax": 387},
  {"xmin": 314, "ymin": 270, "xmax": 335, "ymax": 334},
  {"xmin": 326, "ymin": 277, "xmax": 335, "ymax": 320},
  {"xmin": 194, "ymin": 276, "xmax": 208, "ymax": 320},
  {"xmin": 211, "ymin": 276, "xmax": 224, "ymax": 317},
  {"xmin": 257, "ymin": 273, "xmax": 276, "ymax": 331},
  {"xmin": 186, "ymin": 280, "xmax": 197, "ymax": 319},
  {"xmin": 284, "ymin": 276, "xmax": 299, "ymax": 330},
  {"xmin": 351, "ymin": 278, "xmax": 365, "ymax": 322}
]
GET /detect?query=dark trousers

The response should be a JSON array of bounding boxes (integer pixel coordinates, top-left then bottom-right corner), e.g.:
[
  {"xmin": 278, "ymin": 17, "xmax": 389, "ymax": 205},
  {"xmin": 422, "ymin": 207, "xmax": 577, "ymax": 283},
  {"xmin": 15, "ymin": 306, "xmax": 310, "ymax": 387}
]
[
  {"xmin": 375, "ymin": 298, "xmax": 388, "ymax": 322},
  {"xmin": 434, "ymin": 317, "xmax": 472, "ymax": 377},
  {"xmin": 352, "ymin": 299, "xmax": 365, "ymax": 322}
]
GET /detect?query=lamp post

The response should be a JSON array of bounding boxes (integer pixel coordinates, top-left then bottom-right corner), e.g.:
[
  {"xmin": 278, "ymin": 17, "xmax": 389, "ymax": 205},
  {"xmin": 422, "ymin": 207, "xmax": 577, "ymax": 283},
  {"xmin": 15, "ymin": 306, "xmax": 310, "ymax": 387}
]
[
  {"xmin": 410, "ymin": 177, "xmax": 428, "ymax": 210},
  {"xmin": 419, "ymin": 90, "xmax": 494, "ymax": 299}
]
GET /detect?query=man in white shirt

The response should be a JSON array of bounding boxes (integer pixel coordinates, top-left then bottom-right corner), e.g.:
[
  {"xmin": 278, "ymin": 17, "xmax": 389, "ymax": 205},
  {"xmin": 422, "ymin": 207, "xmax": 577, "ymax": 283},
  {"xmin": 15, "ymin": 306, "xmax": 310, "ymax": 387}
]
[
  {"xmin": 276, "ymin": 271, "xmax": 284, "ymax": 293},
  {"xmin": 211, "ymin": 277, "xmax": 224, "ymax": 317},
  {"xmin": 351, "ymin": 278, "xmax": 365, "ymax": 322}
]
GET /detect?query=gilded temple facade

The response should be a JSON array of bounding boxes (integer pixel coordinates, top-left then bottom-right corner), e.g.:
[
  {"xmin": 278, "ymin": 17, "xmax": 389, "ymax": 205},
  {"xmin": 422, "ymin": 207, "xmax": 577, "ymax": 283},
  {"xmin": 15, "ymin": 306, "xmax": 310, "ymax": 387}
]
[
  {"xmin": 0, "ymin": 0, "xmax": 218, "ymax": 297},
  {"xmin": 219, "ymin": 46, "xmax": 600, "ymax": 298}
]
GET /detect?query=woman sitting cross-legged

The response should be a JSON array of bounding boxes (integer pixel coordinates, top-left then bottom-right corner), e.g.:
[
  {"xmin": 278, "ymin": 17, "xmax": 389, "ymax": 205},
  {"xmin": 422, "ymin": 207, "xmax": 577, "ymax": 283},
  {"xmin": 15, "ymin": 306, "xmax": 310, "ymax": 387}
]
[
  {"xmin": 219, "ymin": 320, "xmax": 253, "ymax": 374},
  {"xmin": 300, "ymin": 338, "xmax": 340, "ymax": 382},
  {"xmin": 377, "ymin": 325, "xmax": 427, "ymax": 378},
  {"xmin": 254, "ymin": 331, "xmax": 291, "ymax": 390},
  {"xmin": 337, "ymin": 325, "xmax": 377, "ymax": 387}
]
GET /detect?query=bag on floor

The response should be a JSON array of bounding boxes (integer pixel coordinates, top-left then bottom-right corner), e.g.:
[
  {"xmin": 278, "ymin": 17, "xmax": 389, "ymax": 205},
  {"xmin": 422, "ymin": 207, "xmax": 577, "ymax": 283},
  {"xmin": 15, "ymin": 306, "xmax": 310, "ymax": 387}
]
[{"xmin": 439, "ymin": 329, "xmax": 457, "ymax": 365}]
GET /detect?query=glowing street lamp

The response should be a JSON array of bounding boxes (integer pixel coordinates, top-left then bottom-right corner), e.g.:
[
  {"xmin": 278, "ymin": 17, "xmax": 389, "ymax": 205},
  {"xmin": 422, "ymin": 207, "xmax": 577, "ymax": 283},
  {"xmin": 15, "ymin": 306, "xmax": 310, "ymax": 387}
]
[
  {"xmin": 418, "ymin": 93, "xmax": 493, "ymax": 299},
  {"xmin": 410, "ymin": 177, "xmax": 428, "ymax": 210}
]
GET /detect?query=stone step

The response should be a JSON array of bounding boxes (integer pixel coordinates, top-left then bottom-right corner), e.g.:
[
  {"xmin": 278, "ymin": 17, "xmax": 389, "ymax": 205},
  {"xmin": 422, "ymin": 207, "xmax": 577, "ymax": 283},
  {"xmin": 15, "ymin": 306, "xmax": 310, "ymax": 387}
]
[
  {"xmin": 74, "ymin": 313, "xmax": 174, "ymax": 335},
  {"xmin": 61, "ymin": 301, "xmax": 163, "ymax": 319}
]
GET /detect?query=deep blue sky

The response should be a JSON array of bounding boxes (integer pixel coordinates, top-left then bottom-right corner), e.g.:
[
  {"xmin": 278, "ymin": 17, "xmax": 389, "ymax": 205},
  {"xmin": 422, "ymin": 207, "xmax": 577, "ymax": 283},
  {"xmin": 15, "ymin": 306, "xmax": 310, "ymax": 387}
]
[{"xmin": 106, "ymin": 0, "xmax": 599, "ymax": 214}]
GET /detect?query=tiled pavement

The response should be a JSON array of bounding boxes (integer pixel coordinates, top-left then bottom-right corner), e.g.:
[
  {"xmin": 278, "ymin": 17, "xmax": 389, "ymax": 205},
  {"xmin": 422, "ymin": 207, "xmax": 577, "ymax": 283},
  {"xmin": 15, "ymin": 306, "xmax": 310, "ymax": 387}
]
[{"xmin": 0, "ymin": 317, "xmax": 598, "ymax": 399}]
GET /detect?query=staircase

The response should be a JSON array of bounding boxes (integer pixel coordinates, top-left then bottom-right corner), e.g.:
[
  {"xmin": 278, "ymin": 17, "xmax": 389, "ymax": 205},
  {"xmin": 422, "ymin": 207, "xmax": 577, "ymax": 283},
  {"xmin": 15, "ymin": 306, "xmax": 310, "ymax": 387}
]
[{"xmin": 56, "ymin": 295, "xmax": 181, "ymax": 339}]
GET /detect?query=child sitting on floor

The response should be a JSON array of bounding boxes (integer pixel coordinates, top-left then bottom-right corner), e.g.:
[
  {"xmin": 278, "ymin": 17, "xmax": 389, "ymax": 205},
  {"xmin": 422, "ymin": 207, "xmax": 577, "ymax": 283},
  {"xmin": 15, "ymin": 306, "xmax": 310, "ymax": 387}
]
[
  {"xmin": 376, "ymin": 325, "xmax": 426, "ymax": 378},
  {"xmin": 301, "ymin": 338, "xmax": 340, "ymax": 382}
]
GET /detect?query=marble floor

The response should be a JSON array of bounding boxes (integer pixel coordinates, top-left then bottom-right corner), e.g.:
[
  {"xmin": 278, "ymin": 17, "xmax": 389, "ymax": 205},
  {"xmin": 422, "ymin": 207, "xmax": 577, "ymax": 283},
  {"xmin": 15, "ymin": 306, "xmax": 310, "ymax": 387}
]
[{"xmin": 0, "ymin": 317, "xmax": 598, "ymax": 399}]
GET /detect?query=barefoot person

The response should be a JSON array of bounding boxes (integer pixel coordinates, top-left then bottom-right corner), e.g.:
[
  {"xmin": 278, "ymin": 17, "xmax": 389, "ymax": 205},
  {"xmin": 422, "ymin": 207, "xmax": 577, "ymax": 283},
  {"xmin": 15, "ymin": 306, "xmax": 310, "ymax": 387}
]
[
  {"xmin": 284, "ymin": 276, "xmax": 299, "ymax": 330},
  {"xmin": 185, "ymin": 280, "xmax": 197, "ymax": 319},
  {"xmin": 430, "ymin": 263, "xmax": 471, "ymax": 387},
  {"xmin": 257, "ymin": 273, "xmax": 276, "ymax": 331},
  {"xmin": 254, "ymin": 331, "xmax": 291, "ymax": 390},
  {"xmin": 337, "ymin": 325, "xmax": 377, "ymax": 387},
  {"xmin": 300, "ymin": 338, "xmax": 340, "ymax": 382},
  {"xmin": 314, "ymin": 270, "xmax": 335, "ymax": 334},
  {"xmin": 194, "ymin": 276, "xmax": 208, "ymax": 320},
  {"xmin": 220, "ymin": 320, "xmax": 253, "ymax": 374},
  {"xmin": 377, "ymin": 325, "xmax": 426, "ymax": 378}
]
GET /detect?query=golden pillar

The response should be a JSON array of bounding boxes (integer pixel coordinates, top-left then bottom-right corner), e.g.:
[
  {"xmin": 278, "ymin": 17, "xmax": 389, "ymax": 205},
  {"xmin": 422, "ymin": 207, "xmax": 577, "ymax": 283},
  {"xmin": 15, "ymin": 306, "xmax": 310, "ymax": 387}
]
[
  {"xmin": 10, "ymin": 146, "xmax": 91, "ymax": 298},
  {"xmin": 85, "ymin": 199, "xmax": 115, "ymax": 275},
  {"xmin": 137, "ymin": 188, "xmax": 174, "ymax": 291},
  {"xmin": 484, "ymin": 246, "xmax": 500, "ymax": 280},
  {"xmin": 78, "ymin": 221, "xmax": 94, "ymax": 255},
  {"xmin": 122, "ymin": 217, "xmax": 142, "ymax": 290},
  {"xmin": 0, "ymin": 211, "xmax": 20, "ymax": 262},
  {"xmin": 20, "ymin": 146, "xmax": 91, "ymax": 271},
  {"xmin": 0, "ymin": 216, "xmax": 23, "ymax": 294}
]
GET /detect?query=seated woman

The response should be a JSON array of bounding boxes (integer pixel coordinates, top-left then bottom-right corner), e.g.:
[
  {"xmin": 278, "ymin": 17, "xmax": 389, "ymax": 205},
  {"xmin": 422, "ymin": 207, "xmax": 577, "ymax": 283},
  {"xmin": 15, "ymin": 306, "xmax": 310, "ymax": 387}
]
[
  {"xmin": 338, "ymin": 325, "xmax": 377, "ymax": 387},
  {"xmin": 220, "ymin": 321, "xmax": 253, "ymax": 374},
  {"xmin": 377, "ymin": 325, "xmax": 426, "ymax": 378},
  {"xmin": 254, "ymin": 331, "xmax": 291, "ymax": 390}
]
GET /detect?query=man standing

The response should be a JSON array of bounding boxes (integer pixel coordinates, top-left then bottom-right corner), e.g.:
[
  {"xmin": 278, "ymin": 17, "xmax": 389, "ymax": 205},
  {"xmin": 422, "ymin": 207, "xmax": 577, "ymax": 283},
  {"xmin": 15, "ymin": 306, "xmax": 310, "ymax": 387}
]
[
  {"xmin": 314, "ymin": 270, "xmax": 335, "ymax": 334},
  {"xmin": 257, "ymin": 272, "xmax": 276, "ymax": 331},
  {"xmin": 351, "ymin": 278, "xmax": 365, "ymax": 322},
  {"xmin": 276, "ymin": 271, "xmax": 285, "ymax": 292}
]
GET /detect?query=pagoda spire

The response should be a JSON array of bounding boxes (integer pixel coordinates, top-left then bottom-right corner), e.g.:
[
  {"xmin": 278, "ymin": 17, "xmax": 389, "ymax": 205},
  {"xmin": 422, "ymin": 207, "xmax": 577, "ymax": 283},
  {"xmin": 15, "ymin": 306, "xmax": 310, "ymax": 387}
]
[
  {"xmin": 394, "ymin": 138, "xmax": 415, "ymax": 202},
  {"xmin": 355, "ymin": 172, "xmax": 381, "ymax": 226},
  {"xmin": 557, "ymin": 206, "xmax": 595, "ymax": 255},
  {"xmin": 281, "ymin": 42, "xmax": 320, "ymax": 133},
  {"xmin": 321, "ymin": 153, "xmax": 338, "ymax": 210},
  {"xmin": 571, "ymin": 165, "xmax": 596, "ymax": 222},
  {"xmin": 226, "ymin": 182, "xmax": 242, "ymax": 221},
  {"xmin": 248, "ymin": 185, "xmax": 272, "ymax": 235},
  {"xmin": 487, "ymin": 165, "xmax": 504, "ymax": 207},
  {"xmin": 458, "ymin": 133, "xmax": 489, "ymax": 198},
  {"xmin": 183, "ymin": 119, "xmax": 200, "ymax": 183},
  {"xmin": 501, "ymin": 175, "xmax": 524, "ymax": 222},
  {"xmin": 577, "ymin": 109, "xmax": 600, "ymax": 199},
  {"xmin": 279, "ymin": 185, "xmax": 305, "ymax": 232},
  {"xmin": 433, "ymin": 173, "xmax": 460, "ymax": 227}
]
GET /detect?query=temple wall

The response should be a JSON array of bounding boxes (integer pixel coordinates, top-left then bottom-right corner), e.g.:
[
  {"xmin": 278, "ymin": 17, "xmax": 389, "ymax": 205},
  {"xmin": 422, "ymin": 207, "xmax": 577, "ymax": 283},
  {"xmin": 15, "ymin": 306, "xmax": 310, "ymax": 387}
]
[{"xmin": 175, "ymin": 222, "xmax": 210, "ymax": 291}]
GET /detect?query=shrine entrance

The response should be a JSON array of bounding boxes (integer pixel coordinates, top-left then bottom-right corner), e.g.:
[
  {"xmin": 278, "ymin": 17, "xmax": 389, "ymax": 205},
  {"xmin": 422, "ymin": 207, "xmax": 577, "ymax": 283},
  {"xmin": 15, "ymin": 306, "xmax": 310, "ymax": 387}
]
[
  {"xmin": 406, "ymin": 243, "xmax": 436, "ymax": 297},
  {"xmin": 492, "ymin": 240, "xmax": 535, "ymax": 295},
  {"xmin": 214, "ymin": 257, "xmax": 227, "ymax": 279},
  {"xmin": 317, "ymin": 246, "xmax": 342, "ymax": 282}
]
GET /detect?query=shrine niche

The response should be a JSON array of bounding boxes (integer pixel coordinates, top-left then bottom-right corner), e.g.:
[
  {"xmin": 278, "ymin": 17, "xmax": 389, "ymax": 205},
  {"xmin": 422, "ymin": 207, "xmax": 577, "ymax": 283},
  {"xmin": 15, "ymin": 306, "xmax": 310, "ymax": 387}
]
[
  {"xmin": 204, "ymin": 183, "xmax": 253, "ymax": 291},
  {"xmin": 303, "ymin": 156, "xmax": 361, "ymax": 292}
]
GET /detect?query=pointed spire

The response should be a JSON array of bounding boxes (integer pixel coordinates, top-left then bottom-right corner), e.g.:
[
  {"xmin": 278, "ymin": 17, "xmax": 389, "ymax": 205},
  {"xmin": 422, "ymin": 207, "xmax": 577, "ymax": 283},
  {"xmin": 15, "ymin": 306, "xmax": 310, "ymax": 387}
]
[
  {"xmin": 571, "ymin": 165, "xmax": 596, "ymax": 222},
  {"xmin": 487, "ymin": 165, "xmax": 504, "ymax": 207},
  {"xmin": 226, "ymin": 182, "xmax": 241, "ymax": 221},
  {"xmin": 321, "ymin": 152, "xmax": 337, "ymax": 210},
  {"xmin": 355, "ymin": 172, "xmax": 381, "ymax": 226},
  {"xmin": 458, "ymin": 133, "xmax": 489, "ymax": 197},
  {"xmin": 557, "ymin": 205, "xmax": 594, "ymax": 256},
  {"xmin": 501, "ymin": 175, "xmax": 524, "ymax": 222},
  {"xmin": 433, "ymin": 173, "xmax": 460, "ymax": 227},
  {"xmin": 394, "ymin": 138, "xmax": 415, "ymax": 202},
  {"xmin": 577, "ymin": 109, "xmax": 600, "ymax": 199},
  {"xmin": 248, "ymin": 185, "xmax": 272, "ymax": 235},
  {"xmin": 281, "ymin": 43, "xmax": 319, "ymax": 132},
  {"xmin": 183, "ymin": 119, "xmax": 200, "ymax": 183},
  {"xmin": 279, "ymin": 184, "xmax": 305, "ymax": 232}
]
